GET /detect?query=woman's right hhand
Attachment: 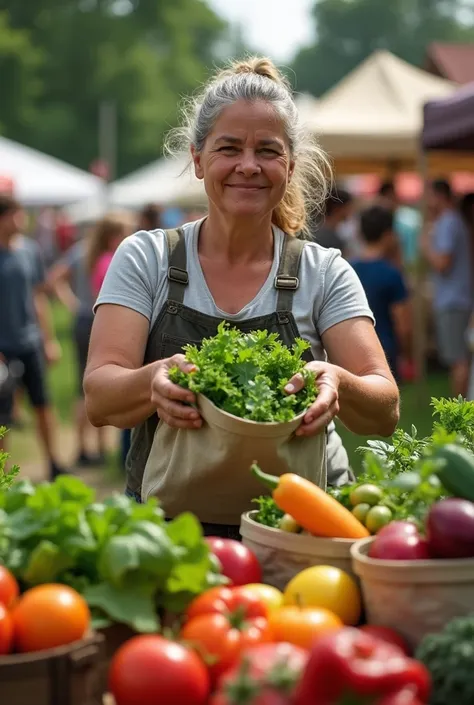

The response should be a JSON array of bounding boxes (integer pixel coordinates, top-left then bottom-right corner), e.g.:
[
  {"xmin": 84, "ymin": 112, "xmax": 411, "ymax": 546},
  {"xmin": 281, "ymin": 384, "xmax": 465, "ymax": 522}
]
[{"xmin": 150, "ymin": 355, "xmax": 203, "ymax": 429}]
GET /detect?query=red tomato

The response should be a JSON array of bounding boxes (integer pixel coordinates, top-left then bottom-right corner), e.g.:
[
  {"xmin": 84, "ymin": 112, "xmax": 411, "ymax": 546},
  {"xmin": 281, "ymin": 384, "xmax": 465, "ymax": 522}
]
[
  {"xmin": 206, "ymin": 538, "xmax": 262, "ymax": 586},
  {"xmin": 360, "ymin": 625, "xmax": 410, "ymax": 655},
  {"xmin": 212, "ymin": 642, "xmax": 308, "ymax": 705},
  {"xmin": 12, "ymin": 584, "xmax": 90, "ymax": 653},
  {"xmin": 181, "ymin": 587, "xmax": 271, "ymax": 682},
  {"xmin": 109, "ymin": 635, "xmax": 210, "ymax": 705},
  {"xmin": 0, "ymin": 566, "xmax": 19, "ymax": 609},
  {"xmin": 0, "ymin": 603, "xmax": 13, "ymax": 655},
  {"xmin": 186, "ymin": 586, "xmax": 267, "ymax": 621}
]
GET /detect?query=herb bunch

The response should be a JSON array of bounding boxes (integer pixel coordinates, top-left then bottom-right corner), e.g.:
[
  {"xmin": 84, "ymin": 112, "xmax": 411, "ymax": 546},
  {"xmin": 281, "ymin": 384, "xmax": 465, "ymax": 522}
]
[{"xmin": 169, "ymin": 322, "xmax": 317, "ymax": 423}]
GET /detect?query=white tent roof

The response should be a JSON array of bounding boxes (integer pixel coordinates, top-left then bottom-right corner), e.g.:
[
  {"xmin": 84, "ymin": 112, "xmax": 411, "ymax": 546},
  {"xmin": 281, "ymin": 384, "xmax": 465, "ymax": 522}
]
[
  {"xmin": 0, "ymin": 136, "xmax": 104, "ymax": 206},
  {"xmin": 110, "ymin": 154, "xmax": 205, "ymax": 208},
  {"xmin": 65, "ymin": 154, "xmax": 207, "ymax": 224},
  {"xmin": 305, "ymin": 50, "xmax": 456, "ymax": 172}
]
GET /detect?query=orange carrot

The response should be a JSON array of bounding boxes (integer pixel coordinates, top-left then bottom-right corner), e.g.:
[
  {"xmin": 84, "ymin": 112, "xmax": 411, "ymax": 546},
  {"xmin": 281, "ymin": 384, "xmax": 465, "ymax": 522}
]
[{"xmin": 251, "ymin": 464, "xmax": 370, "ymax": 539}]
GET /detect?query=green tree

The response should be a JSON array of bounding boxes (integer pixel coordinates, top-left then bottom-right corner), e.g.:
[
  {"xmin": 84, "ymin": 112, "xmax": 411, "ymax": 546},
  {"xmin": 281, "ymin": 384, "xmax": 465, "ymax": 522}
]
[
  {"xmin": 0, "ymin": 0, "xmax": 227, "ymax": 175},
  {"xmin": 291, "ymin": 0, "xmax": 474, "ymax": 96},
  {"xmin": 0, "ymin": 11, "xmax": 42, "ymax": 139}
]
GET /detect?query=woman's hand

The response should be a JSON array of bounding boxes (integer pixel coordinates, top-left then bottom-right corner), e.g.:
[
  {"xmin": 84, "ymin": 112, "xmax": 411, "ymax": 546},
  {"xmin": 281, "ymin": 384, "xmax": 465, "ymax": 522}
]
[
  {"xmin": 150, "ymin": 355, "xmax": 203, "ymax": 429},
  {"xmin": 285, "ymin": 361, "xmax": 340, "ymax": 437}
]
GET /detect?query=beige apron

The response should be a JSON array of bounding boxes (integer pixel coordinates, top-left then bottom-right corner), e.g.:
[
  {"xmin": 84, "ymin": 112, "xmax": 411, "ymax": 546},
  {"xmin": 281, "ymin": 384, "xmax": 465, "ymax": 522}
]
[{"xmin": 128, "ymin": 228, "xmax": 327, "ymax": 526}]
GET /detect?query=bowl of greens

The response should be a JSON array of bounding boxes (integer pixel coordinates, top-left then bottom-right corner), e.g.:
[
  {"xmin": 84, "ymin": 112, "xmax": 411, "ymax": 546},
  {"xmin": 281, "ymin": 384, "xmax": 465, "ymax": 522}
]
[{"xmin": 169, "ymin": 322, "xmax": 317, "ymax": 432}]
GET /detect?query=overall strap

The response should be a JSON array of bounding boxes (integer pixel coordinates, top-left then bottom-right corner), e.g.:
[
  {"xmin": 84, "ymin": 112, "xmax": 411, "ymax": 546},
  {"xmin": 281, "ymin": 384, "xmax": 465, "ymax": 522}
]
[
  {"xmin": 165, "ymin": 228, "xmax": 188, "ymax": 304},
  {"xmin": 275, "ymin": 234, "xmax": 304, "ymax": 311}
]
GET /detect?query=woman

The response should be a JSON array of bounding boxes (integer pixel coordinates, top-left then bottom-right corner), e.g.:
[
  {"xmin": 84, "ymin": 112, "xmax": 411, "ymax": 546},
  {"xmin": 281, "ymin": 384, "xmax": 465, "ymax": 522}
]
[
  {"xmin": 48, "ymin": 212, "xmax": 133, "ymax": 466},
  {"xmin": 84, "ymin": 58, "xmax": 399, "ymax": 537}
]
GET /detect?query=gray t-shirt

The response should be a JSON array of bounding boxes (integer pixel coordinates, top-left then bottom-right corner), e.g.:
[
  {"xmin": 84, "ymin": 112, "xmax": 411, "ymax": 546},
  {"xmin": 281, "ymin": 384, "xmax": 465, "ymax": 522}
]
[
  {"xmin": 0, "ymin": 236, "xmax": 45, "ymax": 353},
  {"xmin": 431, "ymin": 209, "xmax": 473, "ymax": 312},
  {"xmin": 95, "ymin": 220, "xmax": 374, "ymax": 363},
  {"xmin": 63, "ymin": 241, "xmax": 95, "ymax": 320}
]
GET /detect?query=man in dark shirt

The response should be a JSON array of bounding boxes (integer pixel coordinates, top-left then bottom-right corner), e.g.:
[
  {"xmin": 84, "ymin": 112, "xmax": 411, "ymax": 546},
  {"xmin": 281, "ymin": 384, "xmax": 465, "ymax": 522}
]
[
  {"xmin": 0, "ymin": 195, "xmax": 67, "ymax": 478},
  {"xmin": 350, "ymin": 206, "xmax": 412, "ymax": 381},
  {"xmin": 313, "ymin": 187, "xmax": 354, "ymax": 255}
]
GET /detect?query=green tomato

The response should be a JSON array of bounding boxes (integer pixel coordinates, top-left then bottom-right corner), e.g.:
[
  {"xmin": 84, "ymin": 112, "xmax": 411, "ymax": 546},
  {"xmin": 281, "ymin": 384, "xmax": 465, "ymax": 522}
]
[
  {"xmin": 365, "ymin": 505, "xmax": 393, "ymax": 534},
  {"xmin": 351, "ymin": 503, "xmax": 371, "ymax": 524},
  {"xmin": 279, "ymin": 514, "xmax": 301, "ymax": 533},
  {"xmin": 349, "ymin": 483, "xmax": 384, "ymax": 508}
]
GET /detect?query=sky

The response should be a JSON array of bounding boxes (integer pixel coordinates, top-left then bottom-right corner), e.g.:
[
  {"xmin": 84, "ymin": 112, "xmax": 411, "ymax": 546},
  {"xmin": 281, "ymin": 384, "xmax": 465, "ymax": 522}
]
[{"xmin": 207, "ymin": 0, "xmax": 315, "ymax": 63}]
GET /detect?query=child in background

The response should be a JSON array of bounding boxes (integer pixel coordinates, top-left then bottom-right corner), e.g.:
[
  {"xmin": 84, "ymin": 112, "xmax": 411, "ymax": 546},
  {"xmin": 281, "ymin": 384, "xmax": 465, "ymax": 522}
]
[
  {"xmin": 89, "ymin": 213, "xmax": 134, "ymax": 297},
  {"xmin": 350, "ymin": 206, "xmax": 412, "ymax": 382}
]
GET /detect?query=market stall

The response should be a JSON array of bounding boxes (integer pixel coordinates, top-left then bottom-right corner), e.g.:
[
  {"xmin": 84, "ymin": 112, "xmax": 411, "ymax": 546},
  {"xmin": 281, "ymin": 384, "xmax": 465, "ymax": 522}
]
[
  {"xmin": 422, "ymin": 80, "xmax": 474, "ymax": 152},
  {"xmin": 2, "ymin": 327, "xmax": 474, "ymax": 704},
  {"xmin": 0, "ymin": 136, "xmax": 104, "ymax": 207},
  {"xmin": 304, "ymin": 49, "xmax": 458, "ymax": 175}
]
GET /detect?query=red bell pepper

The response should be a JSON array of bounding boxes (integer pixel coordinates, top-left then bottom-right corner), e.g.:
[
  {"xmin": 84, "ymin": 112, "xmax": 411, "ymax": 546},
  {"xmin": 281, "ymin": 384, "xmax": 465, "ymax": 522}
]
[{"xmin": 292, "ymin": 627, "xmax": 430, "ymax": 705}]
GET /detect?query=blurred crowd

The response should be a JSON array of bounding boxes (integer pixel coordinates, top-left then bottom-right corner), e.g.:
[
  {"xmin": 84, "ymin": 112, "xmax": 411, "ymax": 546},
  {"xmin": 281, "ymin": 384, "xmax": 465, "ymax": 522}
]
[
  {"xmin": 311, "ymin": 179, "xmax": 474, "ymax": 400},
  {"xmin": 1, "ymin": 179, "xmax": 473, "ymax": 478},
  {"xmin": 0, "ymin": 197, "xmax": 206, "ymax": 477}
]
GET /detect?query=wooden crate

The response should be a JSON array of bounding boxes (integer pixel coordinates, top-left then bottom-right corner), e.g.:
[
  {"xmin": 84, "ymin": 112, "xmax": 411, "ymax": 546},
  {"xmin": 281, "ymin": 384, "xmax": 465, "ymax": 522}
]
[{"xmin": 0, "ymin": 633, "xmax": 106, "ymax": 705}]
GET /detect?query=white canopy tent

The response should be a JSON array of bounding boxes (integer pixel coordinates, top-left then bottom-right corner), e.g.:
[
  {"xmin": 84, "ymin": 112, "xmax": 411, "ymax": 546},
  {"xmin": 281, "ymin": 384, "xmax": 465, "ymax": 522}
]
[
  {"xmin": 0, "ymin": 136, "xmax": 104, "ymax": 206},
  {"xmin": 305, "ymin": 49, "xmax": 463, "ymax": 174},
  {"xmin": 65, "ymin": 154, "xmax": 207, "ymax": 224},
  {"xmin": 110, "ymin": 154, "xmax": 206, "ymax": 209}
]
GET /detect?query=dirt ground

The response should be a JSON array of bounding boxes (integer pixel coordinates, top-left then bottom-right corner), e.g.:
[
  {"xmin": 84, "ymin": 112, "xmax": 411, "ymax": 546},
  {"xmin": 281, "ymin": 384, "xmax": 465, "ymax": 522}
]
[{"xmin": 8, "ymin": 423, "xmax": 123, "ymax": 500}]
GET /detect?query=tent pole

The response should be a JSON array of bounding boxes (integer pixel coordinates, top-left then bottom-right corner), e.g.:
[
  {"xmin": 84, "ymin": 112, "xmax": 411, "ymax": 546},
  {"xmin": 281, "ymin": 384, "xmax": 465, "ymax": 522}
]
[{"xmin": 413, "ymin": 148, "xmax": 428, "ymax": 407}]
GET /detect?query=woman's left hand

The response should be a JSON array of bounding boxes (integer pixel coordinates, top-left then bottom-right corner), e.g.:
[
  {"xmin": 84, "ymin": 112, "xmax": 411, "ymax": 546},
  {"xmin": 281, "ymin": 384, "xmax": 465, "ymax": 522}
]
[{"xmin": 285, "ymin": 361, "xmax": 340, "ymax": 437}]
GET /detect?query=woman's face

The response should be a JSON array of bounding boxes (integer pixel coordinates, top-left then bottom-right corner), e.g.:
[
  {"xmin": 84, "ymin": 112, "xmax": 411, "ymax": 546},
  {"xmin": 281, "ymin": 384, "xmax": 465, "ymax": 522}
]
[{"xmin": 192, "ymin": 99, "xmax": 294, "ymax": 220}]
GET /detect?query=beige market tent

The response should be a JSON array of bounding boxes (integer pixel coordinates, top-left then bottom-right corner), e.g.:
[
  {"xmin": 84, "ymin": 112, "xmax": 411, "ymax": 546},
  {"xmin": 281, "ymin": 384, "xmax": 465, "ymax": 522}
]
[{"xmin": 305, "ymin": 49, "xmax": 474, "ymax": 175}]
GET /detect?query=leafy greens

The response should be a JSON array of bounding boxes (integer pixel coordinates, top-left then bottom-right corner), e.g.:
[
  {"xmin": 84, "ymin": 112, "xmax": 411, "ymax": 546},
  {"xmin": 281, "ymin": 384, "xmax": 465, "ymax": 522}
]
[
  {"xmin": 255, "ymin": 397, "xmax": 474, "ymax": 531},
  {"xmin": 169, "ymin": 322, "xmax": 317, "ymax": 423},
  {"xmin": 0, "ymin": 427, "xmax": 19, "ymax": 492},
  {"xmin": 0, "ymin": 476, "xmax": 225, "ymax": 633}
]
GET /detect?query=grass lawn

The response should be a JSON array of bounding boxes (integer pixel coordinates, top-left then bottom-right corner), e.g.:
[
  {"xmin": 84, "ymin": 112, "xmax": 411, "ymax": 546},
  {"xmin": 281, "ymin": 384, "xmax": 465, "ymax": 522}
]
[{"xmin": 9, "ymin": 303, "xmax": 450, "ymax": 471}]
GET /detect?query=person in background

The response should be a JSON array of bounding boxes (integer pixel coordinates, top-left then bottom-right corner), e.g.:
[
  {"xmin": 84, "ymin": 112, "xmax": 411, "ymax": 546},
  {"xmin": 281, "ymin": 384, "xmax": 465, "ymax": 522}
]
[
  {"xmin": 351, "ymin": 206, "xmax": 411, "ymax": 382},
  {"xmin": 34, "ymin": 207, "xmax": 58, "ymax": 269},
  {"xmin": 0, "ymin": 195, "xmax": 67, "ymax": 478},
  {"xmin": 376, "ymin": 180, "xmax": 421, "ymax": 269},
  {"xmin": 422, "ymin": 179, "xmax": 473, "ymax": 397},
  {"xmin": 55, "ymin": 211, "xmax": 76, "ymax": 255},
  {"xmin": 138, "ymin": 204, "xmax": 162, "ymax": 231},
  {"xmin": 90, "ymin": 213, "xmax": 134, "ymax": 297},
  {"xmin": 460, "ymin": 192, "xmax": 474, "ymax": 251},
  {"xmin": 460, "ymin": 193, "xmax": 474, "ymax": 400},
  {"xmin": 47, "ymin": 230, "xmax": 108, "ymax": 467},
  {"xmin": 89, "ymin": 213, "xmax": 135, "ymax": 470},
  {"xmin": 161, "ymin": 207, "xmax": 185, "ymax": 229},
  {"xmin": 312, "ymin": 186, "xmax": 354, "ymax": 255}
]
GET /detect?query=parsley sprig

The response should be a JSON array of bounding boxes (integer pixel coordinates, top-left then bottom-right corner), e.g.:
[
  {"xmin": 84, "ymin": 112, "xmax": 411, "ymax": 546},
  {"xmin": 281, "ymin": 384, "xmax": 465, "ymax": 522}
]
[
  {"xmin": 169, "ymin": 322, "xmax": 317, "ymax": 423},
  {"xmin": 0, "ymin": 427, "xmax": 19, "ymax": 492}
]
